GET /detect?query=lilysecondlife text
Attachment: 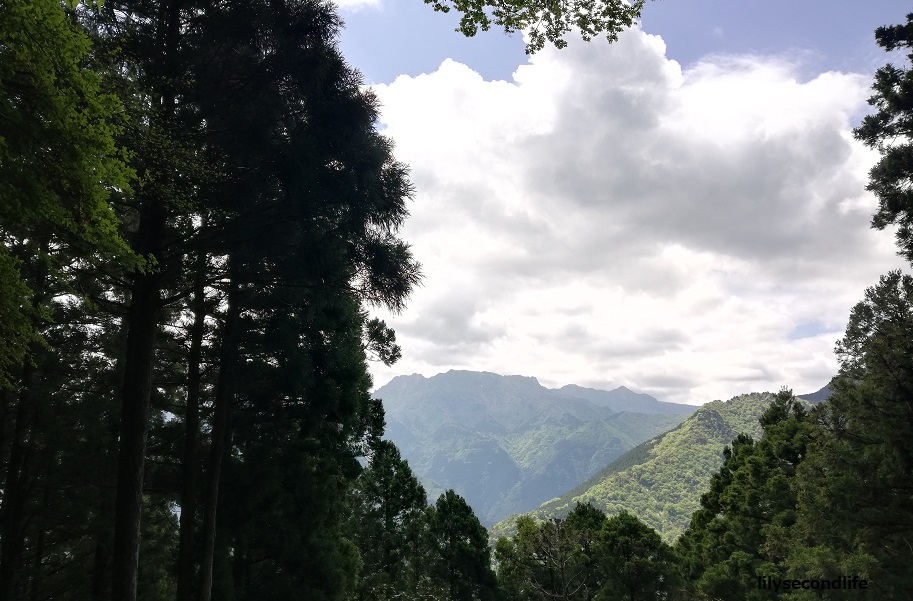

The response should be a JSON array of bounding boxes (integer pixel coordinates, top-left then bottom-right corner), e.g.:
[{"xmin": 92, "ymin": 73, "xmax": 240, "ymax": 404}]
[{"xmin": 756, "ymin": 576, "xmax": 868, "ymax": 592}]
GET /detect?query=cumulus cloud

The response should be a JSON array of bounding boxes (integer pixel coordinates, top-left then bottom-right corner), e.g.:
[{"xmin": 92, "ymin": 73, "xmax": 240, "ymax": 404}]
[
  {"xmin": 366, "ymin": 26, "xmax": 907, "ymax": 405},
  {"xmin": 334, "ymin": 0, "xmax": 381, "ymax": 11}
]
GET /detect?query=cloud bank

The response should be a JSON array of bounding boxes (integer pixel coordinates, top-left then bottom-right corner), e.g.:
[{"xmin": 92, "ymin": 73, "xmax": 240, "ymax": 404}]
[
  {"xmin": 334, "ymin": 0, "xmax": 381, "ymax": 12},
  {"xmin": 367, "ymin": 27, "xmax": 906, "ymax": 405}
]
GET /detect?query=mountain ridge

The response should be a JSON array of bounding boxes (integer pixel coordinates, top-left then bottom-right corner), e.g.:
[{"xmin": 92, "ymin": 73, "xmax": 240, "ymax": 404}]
[
  {"xmin": 373, "ymin": 370, "xmax": 695, "ymax": 525},
  {"xmin": 490, "ymin": 386, "xmax": 832, "ymax": 542}
]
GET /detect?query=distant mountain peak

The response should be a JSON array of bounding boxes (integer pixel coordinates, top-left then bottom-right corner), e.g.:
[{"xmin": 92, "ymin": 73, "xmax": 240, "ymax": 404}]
[
  {"xmin": 387, "ymin": 373, "xmax": 426, "ymax": 382},
  {"xmin": 443, "ymin": 369, "xmax": 541, "ymax": 383},
  {"xmin": 797, "ymin": 381, "xmax": 833, "ymax": 404},
  {"xmin": 373, "ymin": 370, "xmax": 697, "ymax": 525}
]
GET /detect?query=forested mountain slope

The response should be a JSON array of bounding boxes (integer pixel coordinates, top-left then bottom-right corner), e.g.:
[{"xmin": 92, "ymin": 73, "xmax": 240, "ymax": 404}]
[
  {"xmin": 373, "ymin": 370, "xmax": 694, "ymax": 525},
  {"xmin": 491, "ymin": 390, "xmax": 821, "ymax": 542}
]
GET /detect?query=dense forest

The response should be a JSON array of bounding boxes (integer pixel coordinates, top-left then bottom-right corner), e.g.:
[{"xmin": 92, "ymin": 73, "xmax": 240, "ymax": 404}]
[{"xmin": 1, "ymin": 1, "xmax": 912, "ymax": 600}]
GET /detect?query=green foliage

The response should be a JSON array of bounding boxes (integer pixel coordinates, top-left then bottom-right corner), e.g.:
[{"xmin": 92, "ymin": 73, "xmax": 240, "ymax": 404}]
[
  {"xmin": 786, "ymin": 271, "xmax": 913, "ymax": 598},
  {"xmin": 675, "ymin": 390, "xmax": 814, "ymax": 601},
  {"xmin": 1, "ymin": 0, "xmax": 420, "ymax": 599},
  {"xmin": 0, "ymin": 0, "xmax": 136, "ymax": 383},
  {"xmin": 853, "ymin": 13, "xmax": 913, "ymax": 260},
  {"xmin": 505, "ymin": 413, "xmax": 688, "ymax": 474},
  {"xmin": 595, "ymin": 511, "xmax": 679, "ymax": 601},
  {"xmin": 424, "ymin": 0, "xmax": 647, "ymax": 54},
  {"xmin": 348, "ymin": 441, "xmax": 430, "ymax": 600},
  {"xmin": 767, "ymin": 25, "xmax": 913, "ymax": 584},
  {"xmin": 137, "ymin": 497, "xmax": 179, "ymax": 600},
  {"xmin": 496, "ymin": 504, "xmax": 678, "ymax": 600},
  {"xmin": 0, "ymin": 250, "xmax": 36, "ymax": 386},
  {"xmin": 496, "ymin": 513, "xmax": 596, "ymax": 600},
  {"xmin": 428, "ymin": 490, "xmax": 499, "ymax": 600},
  {"xmin": 364, "ymin": 318, "xmax": 403, "ymax": 366},
  {"xmin": 347, "ymin": 447, "xmax": 498, "ymax": 600},
  {"xmin": 217, "ymin": 302, "xmax": 375, "ymax": 600},
  {"xmin": 0, "ymin": 0, "xmax": 133, "ymax": 248}
]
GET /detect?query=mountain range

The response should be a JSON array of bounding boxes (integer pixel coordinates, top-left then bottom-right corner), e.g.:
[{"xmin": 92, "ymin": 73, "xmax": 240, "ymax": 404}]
[
  {"xmin": 373, "ymin": 370, "xmax": 696, "ymax": 525},
  {"xmin": 491, "ymin": 384, "xmax": 832, "ymax": 542}
]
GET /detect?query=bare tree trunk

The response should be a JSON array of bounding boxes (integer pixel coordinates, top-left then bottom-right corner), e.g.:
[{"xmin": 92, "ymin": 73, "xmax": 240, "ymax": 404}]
[
  {"xmin": 110, "ymin": 1, "xmax": 183, "ymax": 596},
  {"xmin": 176, "ymin": 252, "xmax": 207, "ymax": 601},
  {"xmin": 198, "ymin": 268, "xmax": 240, "ymax": 601},
  {"xmin": 0, "ymin": 242, "xmax": 48, "ymax": 601},
  {"xmin": 110, "ymin": 228, "xmax": 164, "ymax": 601},
  {"xmin": 0, "ymin": 366, "xmax": 35, "ymax": 601},
  {"xmin": 28, "ymin": 474, "xmax": 51, "ymax": 601},
  {"xmin": 93, "ymin": 318, "xmax": 130, "ymax": 601},
  {"xmin": 0, "ymin": 389, "xmax": 11, "ymax": 492}
]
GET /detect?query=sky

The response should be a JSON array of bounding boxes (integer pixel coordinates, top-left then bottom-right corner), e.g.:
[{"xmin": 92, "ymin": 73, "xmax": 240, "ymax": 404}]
[{"xmin": 336, "ymin": 0, "xmax": 911, "ymax": 406}]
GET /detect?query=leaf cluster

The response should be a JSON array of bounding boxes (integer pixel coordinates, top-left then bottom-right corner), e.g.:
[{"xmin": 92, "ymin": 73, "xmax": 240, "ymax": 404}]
[{"xmin": 423, "ymin": 0, "xmax": 646, "ymax": 54}]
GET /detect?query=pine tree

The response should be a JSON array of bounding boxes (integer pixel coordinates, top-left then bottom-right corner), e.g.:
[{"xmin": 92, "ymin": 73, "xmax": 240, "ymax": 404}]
[
  {"xmin": 428, "ymin": 490, "xmax": 499, "ymax": 601},
  {"xmin": 595, "ymin": 511, "xmax": 678, "ymax": 601},
  {"xmin": 348, "ymin": 440, "xmax": 430, "ymax": 600},
  {"xmin": 675, "ymin": 390, "xmax": 812, "ymax": 601},
  {"xmin": 854, "ymin": 13, "xmax": 913, "ymax": 260},
  {"xmin": 0, "ymin": 2, "xmax": 135, "ymax": 597},
  {"xmin": 787, "ymin": 272, "xmax": 913, "ymax": 599},
  {"xmin": 68, "ymin": 1, "xmax": 420, "ymax": 598},
  {"xmin": 496, "ymin": 513, "xmax": 594, "ymax": 601}
]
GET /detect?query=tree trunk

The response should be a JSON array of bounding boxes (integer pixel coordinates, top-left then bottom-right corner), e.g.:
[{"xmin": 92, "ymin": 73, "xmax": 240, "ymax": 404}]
[
  {"xmin": 110, "ymin": 1, "xmax": 183, "ymax": 595},
  {"xmin": 198, "ymin": 268, "xmax": 240, "ymax": 601},
  {"xmin": 92, "ymin": 510, "xmax": 114, "ymax": 601},
  {"xmin": 231, "ymin": 534, "xmax": 248, "ymax": 594},
  {"xmin": 110, "ymin": 226, "xmax": 164, "ymax": 601},
  {"xmin": 0, "ymin": 243, "xmax": 48, "ymax": 601},
  {"xmin": 176, "ymin": 252, "xmax": 207, "ymax": 601},
  {"xmin": 0, "ymin": 364, "xmax": 35, "ymax": 601},
  {"xmin": 28, "ymin": 474, "xmax": 51, "ymax": 601},
  {"xmin": 0, "ymin": 389, "xmax": 10, "ymax": 492},
  {"xmin": 93, "ymin": 317, "xmax": 130, "ymax": 600}
]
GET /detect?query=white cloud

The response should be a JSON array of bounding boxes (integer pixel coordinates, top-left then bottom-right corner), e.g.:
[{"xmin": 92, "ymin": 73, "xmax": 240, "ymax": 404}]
[
  {"xmin": 334, "ymin": 0, "xmax": 381, "ymax": 11},
  {"xmin": 367, "ymin": 27, "xmax": 907, "ymax": 405}
]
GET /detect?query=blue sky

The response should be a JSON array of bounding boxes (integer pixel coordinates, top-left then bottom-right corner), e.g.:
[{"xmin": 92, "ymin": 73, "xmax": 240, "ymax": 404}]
[
  {"xmin": 333, "ymin": 0, "xmax": 912, "ymax": 405},
  {"xmin": 339, "ymin": 0, "xmax": 905, "ymax": 84}
]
